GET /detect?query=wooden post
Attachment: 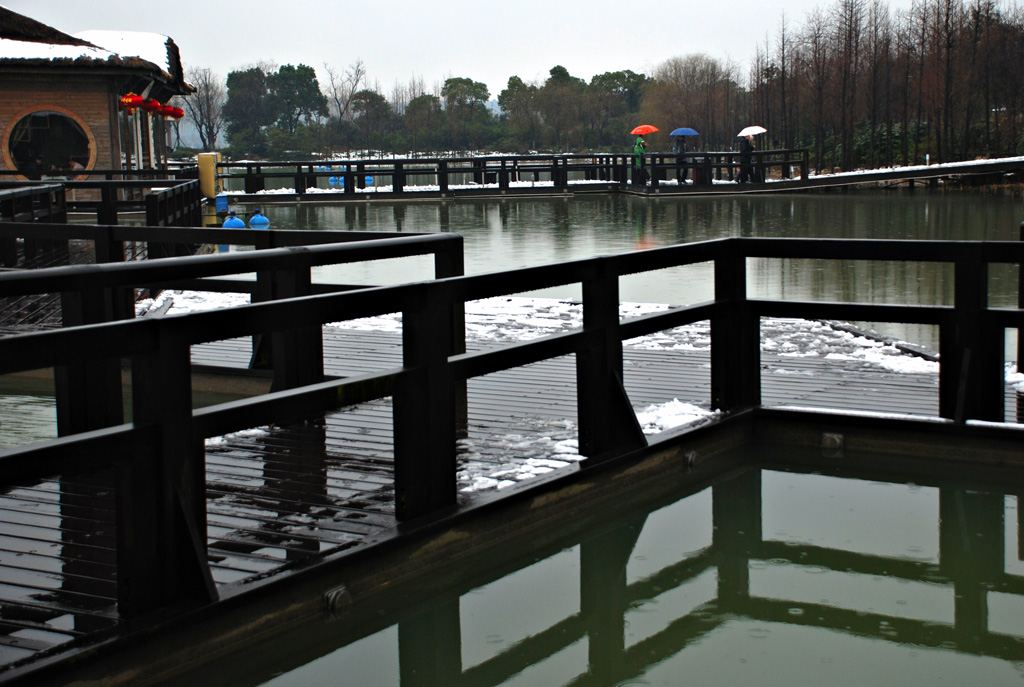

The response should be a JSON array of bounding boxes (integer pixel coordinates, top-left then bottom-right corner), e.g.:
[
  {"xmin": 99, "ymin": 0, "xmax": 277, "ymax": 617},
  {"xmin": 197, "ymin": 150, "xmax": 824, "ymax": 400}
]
[
  {"xmin": 498, "ymin": 159, "xmax": 509, "ymax": 190},
  {"xmin": 394, "ymin": 161, "xmax": 405, "ymax": 193},
  {"xmin": 55, "ymin": 289, "xmax": 125, "ymax": 435},
  {"xmin": 98, "ymin": 184, "xmax": 118, "ymax": 225},
  {"xmin": 393, "ymin": 283, "xmax": 457, "ymax": 520},
  {"xmin": 434, "ymin": 238, "xmax": 467, "ymax": 431},
  {"xmin": 244, "ymin": 164, "xmax": 264, "ymax": 194},
  {"xmin": 1018, "ymin": 222, "xmax": 1023, "ymax": 370},
  {"xmin": 267, "ymin": 264, "xmax": 323, "ymax": 393},
  {"xmin": 122, "ymin": 319, "xmax": 217, "ymax": 617},
  {"xmin": 939, "ymin": 245, "xmax": 1004, "ymax": 422},
  {"xmin": 711, "ymin": 246, "xmax": 760, "ymax": 412},
  {"xmin": 576, "ymin": 260, "xmax": 646, "ymax": 463},
  {"xmin": 438, "ymin": 160, "xmax": 449, "ymax": 194}
]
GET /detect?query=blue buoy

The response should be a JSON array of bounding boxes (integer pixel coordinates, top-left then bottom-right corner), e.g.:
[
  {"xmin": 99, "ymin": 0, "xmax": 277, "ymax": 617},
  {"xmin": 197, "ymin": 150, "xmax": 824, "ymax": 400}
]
[
  {"xmin": 328, "ymin": 176, "xmax": 338, "ymax": 186},
  {"xmin": 249, "ymin": 209, "xmax": 270, "ymax": 227},
  {"xmin": 365, "ymin": 176, "xmax": 374, "ymax": 185},
  {"xmin": 222, "ymin": 211, "xmax": 245, "ymax": 228}
]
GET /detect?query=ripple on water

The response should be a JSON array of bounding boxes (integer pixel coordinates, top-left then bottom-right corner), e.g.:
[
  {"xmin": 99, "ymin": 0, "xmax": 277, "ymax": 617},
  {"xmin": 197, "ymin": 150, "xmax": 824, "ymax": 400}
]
[{"xmin": 0, "ymin": 395, "xmax": 56, "ymax": 450}]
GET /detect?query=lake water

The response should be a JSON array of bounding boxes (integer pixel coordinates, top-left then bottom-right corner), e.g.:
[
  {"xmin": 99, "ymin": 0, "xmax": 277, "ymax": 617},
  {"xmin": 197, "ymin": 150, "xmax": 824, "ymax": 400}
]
[
  {"xmin": 229, "ymin": 187, "xmax": 1023, "ymax": 355},
  {"xmin": 160, "ymin": 450, "xmax": 1024, "ymax": 687}
]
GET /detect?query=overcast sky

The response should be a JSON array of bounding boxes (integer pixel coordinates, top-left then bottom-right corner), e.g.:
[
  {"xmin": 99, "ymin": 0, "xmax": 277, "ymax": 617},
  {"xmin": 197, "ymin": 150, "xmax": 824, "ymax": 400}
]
[{"xmin": 7, "ymin": 0, "xmax": 918, "ymax": 98}]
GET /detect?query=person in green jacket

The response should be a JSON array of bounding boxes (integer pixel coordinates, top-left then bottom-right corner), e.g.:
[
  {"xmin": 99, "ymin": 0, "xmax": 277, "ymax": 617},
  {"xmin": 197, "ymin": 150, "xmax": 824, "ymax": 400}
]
[{"xmin": 633, "ymin": 135, "xmax": 647, "ymax": 184}]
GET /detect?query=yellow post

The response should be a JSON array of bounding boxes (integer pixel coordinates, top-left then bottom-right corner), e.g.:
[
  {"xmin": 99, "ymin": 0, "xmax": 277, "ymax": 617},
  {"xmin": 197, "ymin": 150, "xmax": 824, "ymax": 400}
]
[{"xmin": 198, "ymin": 152, "xmax": 221, "ymax": 198}]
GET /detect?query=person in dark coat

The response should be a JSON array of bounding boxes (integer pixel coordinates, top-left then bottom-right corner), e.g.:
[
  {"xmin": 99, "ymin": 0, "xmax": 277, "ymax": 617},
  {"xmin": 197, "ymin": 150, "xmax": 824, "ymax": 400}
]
[
  {"xmin": 673, "ymin": 136, "xmax": 688, "ymax": 183},
  {"xmin": 22, "ymin": 153, "xmax": 44, "ymax": 180},
  {"xmin": 737, "ymin": 135, "xmax": 755, "ymax": 183}
]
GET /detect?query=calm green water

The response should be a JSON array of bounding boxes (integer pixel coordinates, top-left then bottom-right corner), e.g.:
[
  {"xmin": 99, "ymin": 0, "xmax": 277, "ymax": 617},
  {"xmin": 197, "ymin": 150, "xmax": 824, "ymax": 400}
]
[
  {"xmin": 161, "ymin": 453, "xmax": 1024, "ymax": 686},
  {"xmin": 232, "ymin": 188, "xmax": 1023, "ymax": 353}
]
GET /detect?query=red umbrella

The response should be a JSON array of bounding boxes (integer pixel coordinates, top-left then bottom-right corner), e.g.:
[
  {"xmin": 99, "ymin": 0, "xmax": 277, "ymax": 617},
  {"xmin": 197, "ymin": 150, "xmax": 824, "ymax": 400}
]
[{"xmin": 630, "ymin": 124, "xmax": 659, "ymax": 136}]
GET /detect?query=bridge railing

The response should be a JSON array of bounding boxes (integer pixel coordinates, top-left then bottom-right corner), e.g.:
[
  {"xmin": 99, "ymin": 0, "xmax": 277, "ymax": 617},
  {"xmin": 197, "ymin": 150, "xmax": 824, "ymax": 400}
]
[
  {"xmin": 0, "ymin": 176, "xmax": 202, "ymax": 226},
  {"xmin": 640, "ymin": 149, "xmax": 811, "ymax": 186},
  {"xmin": 0, "ymin": 184, "xmax": 68, "ymax": 266},
  {"xmin": 0, "ymin": 236, "xmax": 1020, "ymax": 618},
  {"xmin": 215, "ymin": 152, "xmax": 812, "ymax": 195},
  {"xmin": 217, "ymin": 154, "xmax": 628, "ymax": 195}
]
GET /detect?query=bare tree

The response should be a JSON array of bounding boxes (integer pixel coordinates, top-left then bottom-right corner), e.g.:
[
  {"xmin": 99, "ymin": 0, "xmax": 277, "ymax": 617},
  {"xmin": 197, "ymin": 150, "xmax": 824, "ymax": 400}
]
[
  {"xmin": 182, "ymin": 66, "xmax": 225, "ymax": 151},
  {"xmin": 798, "ymin": 6, "xmax": 832, "ymax": 171},
  {"xmin": 834, "ymin": 0, "xmax": 864, "ymax": 171},
  {"xmin": 646, "ymin": 54, "xmax": 739, "ymax": 149},
  {"xmin": 776, "ymin": 13, "xmax": 796, "ymax": 150},
  {"xmin": 324, "ymin": 59, "xmax": 366, "ymax": 122}
]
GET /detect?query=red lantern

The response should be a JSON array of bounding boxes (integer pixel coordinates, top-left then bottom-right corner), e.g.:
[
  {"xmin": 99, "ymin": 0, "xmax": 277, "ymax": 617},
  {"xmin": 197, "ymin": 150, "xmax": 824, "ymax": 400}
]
[
  {"xmin": 119, "ymin": 92, "xmax": 142, "ymax": 112},
  {"xmin": 171, "ymin": 106, "xmax": 185, "ymax": 119},
  {"xmin": 140, "ymin": 98, "xmax": 161, "ymax": 113},
  {"xmin": 158, "ymin": 104, "xmax": 176, "ymax": 117}
]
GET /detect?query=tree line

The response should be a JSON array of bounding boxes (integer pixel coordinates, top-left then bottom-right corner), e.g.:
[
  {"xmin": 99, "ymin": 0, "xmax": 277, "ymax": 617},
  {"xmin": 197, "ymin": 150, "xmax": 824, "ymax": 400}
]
[{"xmin": 180, "ymin": 0, "xmax": 1024, "ymax": 172}]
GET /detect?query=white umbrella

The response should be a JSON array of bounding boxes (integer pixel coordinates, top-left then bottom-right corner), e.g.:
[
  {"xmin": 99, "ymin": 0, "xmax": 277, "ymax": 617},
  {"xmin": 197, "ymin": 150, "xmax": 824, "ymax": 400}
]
[{"xmin": 737, "ymin": 125, "xmax": 767, "ymax": 137}]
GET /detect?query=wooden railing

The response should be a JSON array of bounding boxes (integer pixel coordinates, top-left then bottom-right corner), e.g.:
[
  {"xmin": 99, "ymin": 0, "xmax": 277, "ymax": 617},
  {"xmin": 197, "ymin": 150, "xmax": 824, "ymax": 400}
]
[
  {"xmin": 644, "ymin": 148, "xmax": 811, "ymax": 186},
  {"xmin": 215, "ymin": 151, "xmax": 811, "ymax": 195},
  {"xmin": 0, "ymin": 184, "xmax": 67, "ymax": 266},
  {"xmin": 1, "ymin": 176, "xmax": 201, "ymax": 225},
  {"xmin": 0, "ymin": 233, "xmax": 1020, "ymax": 618}
]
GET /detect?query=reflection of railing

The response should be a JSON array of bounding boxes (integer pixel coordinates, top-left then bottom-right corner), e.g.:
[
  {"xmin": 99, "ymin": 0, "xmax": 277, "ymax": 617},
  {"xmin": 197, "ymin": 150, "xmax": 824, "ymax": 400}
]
[
  {"xmin": 168, "ymin": 461, "xmax": 1024, "ymax": 686},
  {"xmin": 0, "ymin": 235, "xmax": 1021, "ymax": 622},
  {"xmin": 388, "ymin": 468, "xmax": 1024, "ymax": 686}
]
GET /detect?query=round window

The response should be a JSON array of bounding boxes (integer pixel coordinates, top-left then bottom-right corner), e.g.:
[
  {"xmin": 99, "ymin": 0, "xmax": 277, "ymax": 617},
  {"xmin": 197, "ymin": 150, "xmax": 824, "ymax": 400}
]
[{"xmin": 7, "ymin": 110, "xmax": 92, "ymax": 179}]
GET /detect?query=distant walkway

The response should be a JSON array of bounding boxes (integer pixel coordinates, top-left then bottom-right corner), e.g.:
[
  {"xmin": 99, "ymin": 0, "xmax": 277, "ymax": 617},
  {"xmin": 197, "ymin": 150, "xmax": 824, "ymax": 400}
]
[{"xmin": 219, "ymin": 155, "xmax": 1024, "ymax": 203}]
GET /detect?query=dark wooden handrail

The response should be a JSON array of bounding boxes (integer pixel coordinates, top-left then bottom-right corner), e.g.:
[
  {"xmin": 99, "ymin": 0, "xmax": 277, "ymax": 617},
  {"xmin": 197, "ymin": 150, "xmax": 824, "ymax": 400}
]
[{"xmin": 0, "ymin": 234, "xmax": 1021, "ymax": 618}]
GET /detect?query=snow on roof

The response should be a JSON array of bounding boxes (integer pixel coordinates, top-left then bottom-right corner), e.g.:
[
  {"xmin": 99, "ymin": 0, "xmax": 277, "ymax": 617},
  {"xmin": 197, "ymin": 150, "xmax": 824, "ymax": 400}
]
[
  {"xmin": 73, "ymin": 30, "xmax": 172, "ymax": 75},
  {"xmin": 0, "ymin": 36, "xmax": 114, "ymax": 61}
]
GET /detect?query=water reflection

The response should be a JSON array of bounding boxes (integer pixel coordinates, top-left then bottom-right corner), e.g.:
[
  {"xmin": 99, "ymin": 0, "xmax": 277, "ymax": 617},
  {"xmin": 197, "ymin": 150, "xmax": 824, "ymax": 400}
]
[{"xmin": 161, "ymin": 452, "xmax": 1024, "ymax": 686}]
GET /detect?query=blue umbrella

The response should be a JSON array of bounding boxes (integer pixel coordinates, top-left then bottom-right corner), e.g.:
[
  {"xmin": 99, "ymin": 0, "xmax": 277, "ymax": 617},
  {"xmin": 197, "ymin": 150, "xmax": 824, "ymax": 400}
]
[{"xmin": 670, "ymin": 127, "xmax": 700, "ymax": 137}]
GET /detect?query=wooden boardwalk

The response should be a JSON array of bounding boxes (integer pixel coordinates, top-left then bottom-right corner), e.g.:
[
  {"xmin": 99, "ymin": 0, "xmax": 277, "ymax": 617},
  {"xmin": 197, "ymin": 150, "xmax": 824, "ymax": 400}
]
[
  {"xmin": 224, "ymin": 156, "xmax": 1024, "ymax": 204},
  {"xmin": 0, "ymin": 327, "xmax": 1019, "ymax": 673}
]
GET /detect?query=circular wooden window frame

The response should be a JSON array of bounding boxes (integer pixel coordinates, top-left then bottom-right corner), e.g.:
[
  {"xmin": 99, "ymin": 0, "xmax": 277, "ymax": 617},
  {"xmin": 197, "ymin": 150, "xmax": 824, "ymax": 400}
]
[{"xmin": 2, "ymin": 105, "xmax": 97, "ymax": 181}]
